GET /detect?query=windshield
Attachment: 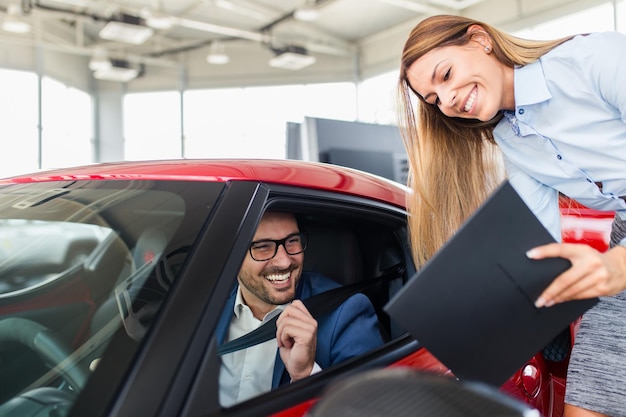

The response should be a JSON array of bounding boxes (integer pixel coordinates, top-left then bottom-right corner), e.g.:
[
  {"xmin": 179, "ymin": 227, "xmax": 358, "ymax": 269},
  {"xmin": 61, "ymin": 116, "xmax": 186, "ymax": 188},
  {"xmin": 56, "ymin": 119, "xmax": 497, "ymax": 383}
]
[
  {"xmin": 0, "ymin": 179, "xmax": 223, "ymax": 414},
  {"xmin": 0, "ymin": 219, "xmax": 112, "ymax": 295}
]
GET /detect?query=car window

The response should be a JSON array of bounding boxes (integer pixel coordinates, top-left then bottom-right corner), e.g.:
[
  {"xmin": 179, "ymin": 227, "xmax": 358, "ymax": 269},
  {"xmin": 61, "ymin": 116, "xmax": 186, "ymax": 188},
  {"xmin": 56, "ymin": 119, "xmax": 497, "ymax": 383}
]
[
  {"xmin": 0, "ymin": 219, "xmax": 112, "ymax": 295},
  {"xmin": 0, "ymin": 180, "xmax": 223, "ymax": 416},
  {"xmin": 215, "ymin": 203, "xmax": 412, "ymax": 412}
]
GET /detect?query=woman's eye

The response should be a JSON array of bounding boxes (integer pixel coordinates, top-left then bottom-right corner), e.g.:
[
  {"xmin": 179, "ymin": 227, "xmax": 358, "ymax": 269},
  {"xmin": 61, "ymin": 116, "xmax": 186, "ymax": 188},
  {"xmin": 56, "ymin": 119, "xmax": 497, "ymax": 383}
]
[{"xmin": 443, "ymin": 68, "xmax": 451, "ymax": 81}]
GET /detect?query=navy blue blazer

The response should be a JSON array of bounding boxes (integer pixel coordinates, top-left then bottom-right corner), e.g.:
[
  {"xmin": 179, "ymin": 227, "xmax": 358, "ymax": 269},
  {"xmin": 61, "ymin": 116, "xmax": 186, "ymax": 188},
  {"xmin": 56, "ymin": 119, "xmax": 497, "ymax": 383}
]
[{"xmin": 216, "ymin": 271, "xmax": 384, "ymax": 388}]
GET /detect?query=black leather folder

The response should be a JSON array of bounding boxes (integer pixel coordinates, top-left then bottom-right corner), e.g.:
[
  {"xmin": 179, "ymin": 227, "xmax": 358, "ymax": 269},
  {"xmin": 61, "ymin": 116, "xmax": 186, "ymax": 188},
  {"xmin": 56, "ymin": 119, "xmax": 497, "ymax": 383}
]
[{"xmin": 384, "ymin": 180, "xmax": 597, "ymax": 387}]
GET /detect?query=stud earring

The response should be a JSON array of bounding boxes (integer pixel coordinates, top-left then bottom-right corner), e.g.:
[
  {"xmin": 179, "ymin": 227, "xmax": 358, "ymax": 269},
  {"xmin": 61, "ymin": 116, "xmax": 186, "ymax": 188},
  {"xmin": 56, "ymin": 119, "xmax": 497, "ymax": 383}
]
[{"xmin": 484, "ymin": 46, "xmax": 491, "ymax": 52}]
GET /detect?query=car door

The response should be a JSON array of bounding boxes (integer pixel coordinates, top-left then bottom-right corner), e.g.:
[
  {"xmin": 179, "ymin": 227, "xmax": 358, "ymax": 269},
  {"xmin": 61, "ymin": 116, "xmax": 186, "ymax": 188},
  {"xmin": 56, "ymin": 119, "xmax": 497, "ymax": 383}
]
[
  {"xmin": 170, "ymin": 183, "xmax": 427, "ymax": 417},
  {"xmin": 66, "ymin": 180, "xmax": 265, "ymax": 417}
]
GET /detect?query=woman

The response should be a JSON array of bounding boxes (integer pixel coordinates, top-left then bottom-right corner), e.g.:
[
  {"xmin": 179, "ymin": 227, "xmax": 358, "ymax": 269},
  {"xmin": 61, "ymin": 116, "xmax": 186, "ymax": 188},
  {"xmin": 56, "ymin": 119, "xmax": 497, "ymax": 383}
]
[{"xmin": 397, "ymin": 14, "xmax": 626, "ymax": 417}]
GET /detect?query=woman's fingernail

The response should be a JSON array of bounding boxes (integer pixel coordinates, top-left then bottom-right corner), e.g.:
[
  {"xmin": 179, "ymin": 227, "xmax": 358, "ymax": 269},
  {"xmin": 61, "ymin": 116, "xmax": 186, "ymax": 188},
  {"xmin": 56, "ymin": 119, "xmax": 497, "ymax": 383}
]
[
  {"xmin": 535, "ymin": 297, "xmax": 546, "ymax": 308},
  {"xmin": 526, "ymin": 249, "xmax": 537, "ymax": 258}
]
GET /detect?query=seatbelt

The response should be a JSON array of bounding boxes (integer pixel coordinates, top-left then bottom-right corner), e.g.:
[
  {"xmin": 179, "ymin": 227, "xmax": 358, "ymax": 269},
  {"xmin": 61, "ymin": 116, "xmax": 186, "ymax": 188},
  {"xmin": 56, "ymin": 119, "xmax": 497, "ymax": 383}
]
[{"xmin": 217, "ymin": 265, "xmax": 404, "ymax": 356}]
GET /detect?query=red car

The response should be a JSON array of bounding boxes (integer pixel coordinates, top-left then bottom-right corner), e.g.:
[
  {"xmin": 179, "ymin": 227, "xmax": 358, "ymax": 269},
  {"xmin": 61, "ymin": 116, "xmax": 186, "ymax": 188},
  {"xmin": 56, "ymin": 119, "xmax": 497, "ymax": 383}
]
[{"xmin": 0, "ymin": 159, "xmax": 611, "ymax": 417}]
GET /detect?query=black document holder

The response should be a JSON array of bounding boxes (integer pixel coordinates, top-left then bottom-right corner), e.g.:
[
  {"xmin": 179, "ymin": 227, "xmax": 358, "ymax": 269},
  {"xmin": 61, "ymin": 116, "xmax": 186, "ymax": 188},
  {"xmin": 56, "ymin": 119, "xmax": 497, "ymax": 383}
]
[{"xmin": 384, "ymin": 180, "xmax": 598, "ymax": 387}]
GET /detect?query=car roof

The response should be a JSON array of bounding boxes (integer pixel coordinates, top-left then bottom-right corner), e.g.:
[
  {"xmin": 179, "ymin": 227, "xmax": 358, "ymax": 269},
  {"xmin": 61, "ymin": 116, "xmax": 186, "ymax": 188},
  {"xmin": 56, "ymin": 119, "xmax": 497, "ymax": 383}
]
[{"xmin": 0, "ymin": 159, "xmax": 408, "ymax": 209}]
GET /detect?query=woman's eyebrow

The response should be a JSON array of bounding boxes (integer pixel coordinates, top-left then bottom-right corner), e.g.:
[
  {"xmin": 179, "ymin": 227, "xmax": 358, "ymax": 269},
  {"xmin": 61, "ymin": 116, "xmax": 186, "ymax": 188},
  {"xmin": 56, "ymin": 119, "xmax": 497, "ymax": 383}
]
[
  {"xmin": 432, "ymin": 60, "xmax": 443, "ymax": 83},
  {"xmin": 422, "ymin": 60, "xmax": 445, "ymax": 103}
]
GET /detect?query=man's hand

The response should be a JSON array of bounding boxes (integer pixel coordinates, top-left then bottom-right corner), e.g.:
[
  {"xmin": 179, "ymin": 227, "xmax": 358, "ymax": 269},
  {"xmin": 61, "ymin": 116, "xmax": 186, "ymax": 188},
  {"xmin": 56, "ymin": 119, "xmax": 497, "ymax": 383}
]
[
  {"xmin": 276, "ymin": 300, "xmax": 317, "ymax": 382},
  {"xmin": 528, "ymin": 243, "xmax": 626, "ymax": 307}
]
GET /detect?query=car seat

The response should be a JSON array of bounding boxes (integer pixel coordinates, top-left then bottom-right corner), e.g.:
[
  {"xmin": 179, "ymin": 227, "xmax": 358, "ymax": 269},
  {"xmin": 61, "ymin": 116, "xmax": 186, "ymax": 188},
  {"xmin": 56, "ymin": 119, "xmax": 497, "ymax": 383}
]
[
  {"xmin": 89, "ymin": 227, "xmax": 169, "ymax": 341},
  {"xmin": 301, "ymin": 224, "xmax": 406, "ymax": 341},
  {"xmin": 302, "ymin": 225, "xmax": 363, "ymax": 286}
]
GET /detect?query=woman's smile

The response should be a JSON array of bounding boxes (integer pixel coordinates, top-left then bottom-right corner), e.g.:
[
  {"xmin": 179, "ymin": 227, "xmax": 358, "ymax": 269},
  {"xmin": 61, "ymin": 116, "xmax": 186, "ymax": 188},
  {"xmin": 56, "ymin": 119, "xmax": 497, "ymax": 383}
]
[{"xmin": 463, "ymin": 86, "xmax": 477, "ymax": 113}]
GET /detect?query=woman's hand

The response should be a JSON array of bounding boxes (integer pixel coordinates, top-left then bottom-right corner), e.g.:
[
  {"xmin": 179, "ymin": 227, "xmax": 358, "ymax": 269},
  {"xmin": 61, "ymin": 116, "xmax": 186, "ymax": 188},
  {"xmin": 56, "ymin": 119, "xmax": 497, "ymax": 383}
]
[{"xmin": 527, "ymin": 243, "xmax": 626, "ymax": 307}]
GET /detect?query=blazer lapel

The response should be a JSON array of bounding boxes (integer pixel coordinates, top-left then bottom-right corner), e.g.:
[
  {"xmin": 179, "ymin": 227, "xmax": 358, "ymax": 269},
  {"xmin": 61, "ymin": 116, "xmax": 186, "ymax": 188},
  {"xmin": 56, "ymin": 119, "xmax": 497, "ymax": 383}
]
[
  {"xmin": 271, "ymin": 276, "xmax": 312, "ymax": 388},
  {"xmin": 271, "ymin": 350, "xmax": 287, "ymax": 388}
]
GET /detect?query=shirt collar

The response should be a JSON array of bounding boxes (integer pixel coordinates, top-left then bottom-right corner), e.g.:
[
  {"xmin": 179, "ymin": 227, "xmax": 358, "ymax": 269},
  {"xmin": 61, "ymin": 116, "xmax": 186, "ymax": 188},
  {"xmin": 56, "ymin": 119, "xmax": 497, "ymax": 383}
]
[
  {"xmin": 233, "ymin": 285, "xmax": 287, "ymax": 322},
  {"xmin": 514, "ymin": 60, "xmax": 552, "ymax": 106}
]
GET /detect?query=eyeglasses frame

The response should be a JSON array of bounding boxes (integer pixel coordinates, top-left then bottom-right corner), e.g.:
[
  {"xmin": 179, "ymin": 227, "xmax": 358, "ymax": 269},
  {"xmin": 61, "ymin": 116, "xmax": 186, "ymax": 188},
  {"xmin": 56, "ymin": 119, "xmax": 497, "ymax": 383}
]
[{"xmin": 248, "ymin": 232, "xmax": 307, "ymax": 261}]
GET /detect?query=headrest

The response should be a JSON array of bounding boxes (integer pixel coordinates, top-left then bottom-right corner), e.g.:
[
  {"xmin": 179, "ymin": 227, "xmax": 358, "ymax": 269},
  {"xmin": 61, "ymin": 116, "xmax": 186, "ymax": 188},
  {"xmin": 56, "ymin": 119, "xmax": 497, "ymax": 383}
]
[
  {"xmin": 133, "ymin": 228, "xmax": 168, "ymax": 269},
  {"xmin": 302, "ymin": 225, "xmax": 362, "ymax": 285}
]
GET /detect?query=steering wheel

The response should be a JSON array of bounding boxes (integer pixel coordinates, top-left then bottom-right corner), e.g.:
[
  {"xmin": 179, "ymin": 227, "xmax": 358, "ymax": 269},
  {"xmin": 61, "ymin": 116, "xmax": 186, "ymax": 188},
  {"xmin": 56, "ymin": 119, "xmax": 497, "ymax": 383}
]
[{"xmin": 0, "ymin": 317, "xmax": 88, "ymax": 390}]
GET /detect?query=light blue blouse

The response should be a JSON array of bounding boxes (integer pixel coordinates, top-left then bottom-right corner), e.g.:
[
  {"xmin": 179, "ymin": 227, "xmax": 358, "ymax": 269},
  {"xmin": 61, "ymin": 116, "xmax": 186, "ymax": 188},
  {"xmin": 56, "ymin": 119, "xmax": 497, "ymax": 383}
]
[{"xmin": 493, "ymin": 31, "xmax": 626, "ymax": 241}]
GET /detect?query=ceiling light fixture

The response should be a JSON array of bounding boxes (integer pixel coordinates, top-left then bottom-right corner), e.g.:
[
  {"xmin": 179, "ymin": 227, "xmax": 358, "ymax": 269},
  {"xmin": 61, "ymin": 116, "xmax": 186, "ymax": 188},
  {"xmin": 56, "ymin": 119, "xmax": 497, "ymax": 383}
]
[
  {"xmin": 2, "ymin": 4, "xmax": 31, "ymax": 34},
  {"xmin": 88, "ymin": 47, "xmax": 112, "ymax": 72},
  {"xmin": 93, "ymin": 59, "xmax": 140, "ymax": 82},
  {"xmin": 140, "ymin": 7, "xmax": 174, "ymax": 30},
  {"xmin": 206, "ymin": 41, "xmax": 230, "ymax": 65},
  {"xmin": 294, "ymin": 0, "xmax": 320, "ymax": 21},
  {"xmin": 269, "ymin": 45, "xmax": 316, "ymax": 70},
  {"xmin": 99, "ymin": 13, "xmax": 154, "ymax": 45}
]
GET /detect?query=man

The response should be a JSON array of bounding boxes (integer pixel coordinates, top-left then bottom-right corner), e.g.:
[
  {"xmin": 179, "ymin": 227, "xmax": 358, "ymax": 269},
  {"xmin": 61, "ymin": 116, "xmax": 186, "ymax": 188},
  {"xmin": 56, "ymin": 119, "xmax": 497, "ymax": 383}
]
[{"xmin": 217, "ymin": 211, "xmax": 384, "ymax": 407}]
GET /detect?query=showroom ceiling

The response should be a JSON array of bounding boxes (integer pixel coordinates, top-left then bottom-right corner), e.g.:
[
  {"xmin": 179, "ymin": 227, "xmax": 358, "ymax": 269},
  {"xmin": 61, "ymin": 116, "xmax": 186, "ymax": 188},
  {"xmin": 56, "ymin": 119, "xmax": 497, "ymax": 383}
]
[
  {"xmin": 0, "ymin": 0, "xmax": 610, "ymax": 88},
  {"xmin": 0, "ymin": 0, "xmax": 484, "ymax": 57}
]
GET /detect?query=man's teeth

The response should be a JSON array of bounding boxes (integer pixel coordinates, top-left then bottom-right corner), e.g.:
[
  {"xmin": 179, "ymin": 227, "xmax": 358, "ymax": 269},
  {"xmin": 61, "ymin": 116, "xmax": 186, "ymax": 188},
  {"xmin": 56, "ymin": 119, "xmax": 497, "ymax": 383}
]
[
  {"xmin": 464, "ymin": 89, "xmax": 476, "ymax": 112},
  {"xmin": 266, "ymin": 273, "xmax": 290, "ymax": 282}
]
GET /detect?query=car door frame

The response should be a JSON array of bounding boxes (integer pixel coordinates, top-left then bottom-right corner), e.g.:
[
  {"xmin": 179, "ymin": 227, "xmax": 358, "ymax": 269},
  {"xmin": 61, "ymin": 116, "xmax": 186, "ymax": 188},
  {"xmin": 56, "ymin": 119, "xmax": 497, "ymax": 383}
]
[
  {"xmin": 68, "ymin": 180, "xmax": 269, "ymax": 417},
  {"xmin": 176, "ymin": 182, "xmax": 418, "ymax": 417},
  {"xmin": 71, "ymin": 178, "xmax": 419, "ymax": 417}
]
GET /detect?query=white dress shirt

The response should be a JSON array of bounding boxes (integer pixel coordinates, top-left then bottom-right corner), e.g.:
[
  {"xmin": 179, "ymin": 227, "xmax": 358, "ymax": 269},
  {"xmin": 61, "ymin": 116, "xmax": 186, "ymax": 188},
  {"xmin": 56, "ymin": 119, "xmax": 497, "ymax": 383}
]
[
  {"xmin": 219, "ymin": 288, "xmax": 285, "ymax": 407},
  {"xmin": 493, "ymin": 31, "xmax": 626, "ymax": 241}
]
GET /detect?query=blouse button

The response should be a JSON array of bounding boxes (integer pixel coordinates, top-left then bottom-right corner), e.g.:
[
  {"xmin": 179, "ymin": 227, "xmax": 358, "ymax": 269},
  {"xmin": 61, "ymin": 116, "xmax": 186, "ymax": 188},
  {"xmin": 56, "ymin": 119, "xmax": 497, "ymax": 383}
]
[
  {"xmin": 556, "ymin": 155, "xmax": 562, "ymax": 160},
  {"xmin": 518, "ymin": 108, "xmax": 525, "ymax": 115}
]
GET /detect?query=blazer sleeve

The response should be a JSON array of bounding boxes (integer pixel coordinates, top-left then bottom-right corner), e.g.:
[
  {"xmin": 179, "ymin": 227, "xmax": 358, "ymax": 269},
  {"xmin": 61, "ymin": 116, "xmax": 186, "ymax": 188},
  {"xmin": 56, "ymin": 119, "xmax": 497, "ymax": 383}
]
[{"xmin": 317, "ymin": 292, "xmax": 384, "ymax": 368}]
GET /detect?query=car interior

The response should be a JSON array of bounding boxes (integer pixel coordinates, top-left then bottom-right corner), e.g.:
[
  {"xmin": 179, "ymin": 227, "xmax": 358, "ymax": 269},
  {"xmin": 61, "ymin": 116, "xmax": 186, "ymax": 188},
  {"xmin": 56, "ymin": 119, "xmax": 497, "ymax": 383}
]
[
  {"xmin": 298, "ymin": 212, "xmax": 411, "ymax": 343},
  {"xmin": 0, "ymin": 177, "xmax": 582, "ymax": 416},
  {"xmin": 206, "ymin": 198, "xmax": 418, "ymax": 413},
  {"xmin": 0, "ymin": 180, "xmax": 221, "ymax": 416}
]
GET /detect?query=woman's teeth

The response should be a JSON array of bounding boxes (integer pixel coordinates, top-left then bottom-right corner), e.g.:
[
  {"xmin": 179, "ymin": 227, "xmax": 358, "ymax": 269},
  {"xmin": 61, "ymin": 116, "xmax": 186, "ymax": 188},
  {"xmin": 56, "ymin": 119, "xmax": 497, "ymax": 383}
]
[
  {"xmin": 464, "ymin": 89, "xmax": 476, "ymax": 112},
  {"xmin": 266, "ymin": 272, "xmax": 290, "ymax": 282}
]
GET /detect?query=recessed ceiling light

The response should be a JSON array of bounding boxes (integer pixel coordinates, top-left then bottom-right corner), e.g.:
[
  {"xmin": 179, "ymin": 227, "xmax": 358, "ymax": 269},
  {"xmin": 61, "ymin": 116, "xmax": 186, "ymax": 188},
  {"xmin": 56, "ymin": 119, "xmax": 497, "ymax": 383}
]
[
  {"xmin": 88, "ymin": 47, "xmax": 112, "ymax": 71},
  {"xmin": 140, "ymin": 7, "xmax": 174, "ymax": 30},
  {"xmin": 99, "ymin": 14, "xmax": 154, "ymax": 44},
  {"xmin": 2, "ymin": 4, "xmax": 31, "ymax": 34},
  {"xmin": 269, "ymin": 46, "xmax": 316, "ymax": 70},
  {"xmin": 93, "ymin": 59, "xmax": 139, "ymax": 82},
  {"xmin": 206, "ymin": 41, "xmax": 230, "ymax": 65},
  {"xmin": 294, "ymin": 1, "xmax": 319, "ymax": 21},
  {"xmin": 207, "ymin": 53, "xmax": 230, "ymax": 65}
]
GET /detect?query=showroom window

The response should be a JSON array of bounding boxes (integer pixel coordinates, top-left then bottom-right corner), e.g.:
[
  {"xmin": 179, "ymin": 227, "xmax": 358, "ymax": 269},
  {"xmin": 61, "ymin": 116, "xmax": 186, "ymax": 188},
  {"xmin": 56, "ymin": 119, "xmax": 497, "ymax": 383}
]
[
  {"xmin": 181, "ymin": 82, "xmax": 356, "ymax": 159},
  {"xmin": 0, "ymin": 69, "xmax": 39, "ymax": 178},
  {"xmin": 123, "ymin": 91, "xmax": 182, "ymax": 160},
  {"xmin": 0, "ymin": 71, "xmax": 94, "ymax": 178},
  {"xmin": 41, "ymin": 77, "xmax": 93, "ymax": 170},
  {"xmin": 514, "ymin": 2, "xmax": 621, "ymax": 38},
  {"xmin": 1, "ymin": 0, "xmax": 624, "ymax": 174}
]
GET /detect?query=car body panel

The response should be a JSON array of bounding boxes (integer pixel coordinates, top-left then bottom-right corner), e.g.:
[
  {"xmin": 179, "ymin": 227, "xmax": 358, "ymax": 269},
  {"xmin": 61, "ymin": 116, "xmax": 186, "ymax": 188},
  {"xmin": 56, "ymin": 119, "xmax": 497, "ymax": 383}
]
[
  {"xmin": 0, "ymin": 160, "xmax": 407, "ymax": 210},
  {"xmin": 0, "ymin": 159, "xmax": 614, "ymax": 417}
]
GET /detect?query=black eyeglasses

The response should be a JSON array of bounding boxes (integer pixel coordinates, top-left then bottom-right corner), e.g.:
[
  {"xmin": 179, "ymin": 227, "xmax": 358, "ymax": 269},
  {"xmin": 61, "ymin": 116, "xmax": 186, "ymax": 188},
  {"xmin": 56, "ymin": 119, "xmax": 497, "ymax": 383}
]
[{"xmin": 249, "ymin": 233, "xmax": 307, "ymax": 261}]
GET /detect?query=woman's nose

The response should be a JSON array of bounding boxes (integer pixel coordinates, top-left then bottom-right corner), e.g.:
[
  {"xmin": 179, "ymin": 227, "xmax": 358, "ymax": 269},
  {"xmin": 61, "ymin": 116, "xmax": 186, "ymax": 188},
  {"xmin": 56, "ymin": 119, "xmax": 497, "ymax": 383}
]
[{"xmin": 438, "ymin": 88, "xmax": 456, "ymax": 110}]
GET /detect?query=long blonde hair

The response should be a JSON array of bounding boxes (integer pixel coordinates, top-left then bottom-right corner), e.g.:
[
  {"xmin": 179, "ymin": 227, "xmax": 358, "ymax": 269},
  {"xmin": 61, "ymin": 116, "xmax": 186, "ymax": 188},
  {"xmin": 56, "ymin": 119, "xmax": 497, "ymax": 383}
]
[{"xmin": 398, "ymin": 14, "xmax": 573, "ymax": 268}]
